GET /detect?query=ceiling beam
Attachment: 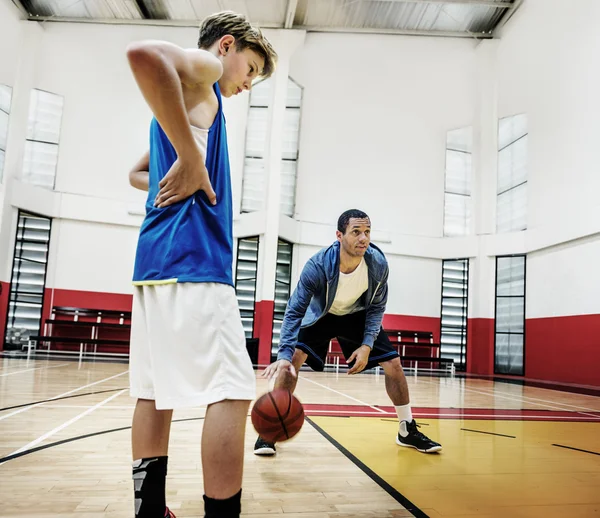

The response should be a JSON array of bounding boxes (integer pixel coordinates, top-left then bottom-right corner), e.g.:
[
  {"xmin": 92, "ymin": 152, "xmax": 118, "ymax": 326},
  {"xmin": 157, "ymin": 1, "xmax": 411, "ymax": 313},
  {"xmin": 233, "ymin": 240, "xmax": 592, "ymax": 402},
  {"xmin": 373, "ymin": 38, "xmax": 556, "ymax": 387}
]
[
  {"xmin": 366, "ymin": 0, "xmax": 513, "ymax": 7},
  {"xmin": 26, "ymin": 15, "xmax": 284, "ymax": 28},
  {"xmin": 284, "ymin": 0, "xmax": 298, "ymax": 29},
  {"xmin": 9, "ymin": 0, "xmax": 30, "ymax": 18},
  {"xmin": 493, "ymin": 0, "xmax": 523, "ymax": 32},
  {"xmin": 297, "ymin": 26, "xmax": 493, "ymax": 38}
]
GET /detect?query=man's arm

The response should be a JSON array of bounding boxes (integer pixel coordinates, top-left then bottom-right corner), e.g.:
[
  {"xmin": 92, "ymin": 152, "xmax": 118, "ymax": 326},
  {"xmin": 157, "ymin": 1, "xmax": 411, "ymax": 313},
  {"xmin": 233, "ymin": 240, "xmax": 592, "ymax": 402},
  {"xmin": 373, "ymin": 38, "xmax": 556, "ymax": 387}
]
[
  {"xmin": 276, "ymin": 260, "xmax": 321, "ymax": 363},
  {"xmin": 126, "ymin": 41, "xmax": 220, "ymax": 206},
  {"xmin": 363, "ymin": 266, "xmax": 389, "ymax": 348},
  {"xmin": 129, "ymin": 151, "xmax": 149, "ymax": 191}
]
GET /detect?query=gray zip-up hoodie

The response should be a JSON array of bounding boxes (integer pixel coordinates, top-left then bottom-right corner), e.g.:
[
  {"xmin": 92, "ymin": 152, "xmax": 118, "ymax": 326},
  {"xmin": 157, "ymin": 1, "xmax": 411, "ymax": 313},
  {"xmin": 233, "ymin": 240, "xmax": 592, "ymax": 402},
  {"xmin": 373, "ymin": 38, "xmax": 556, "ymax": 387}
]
[{"xmin": 277, "ymin": 241, "xmax": 389, "ymax": 363}]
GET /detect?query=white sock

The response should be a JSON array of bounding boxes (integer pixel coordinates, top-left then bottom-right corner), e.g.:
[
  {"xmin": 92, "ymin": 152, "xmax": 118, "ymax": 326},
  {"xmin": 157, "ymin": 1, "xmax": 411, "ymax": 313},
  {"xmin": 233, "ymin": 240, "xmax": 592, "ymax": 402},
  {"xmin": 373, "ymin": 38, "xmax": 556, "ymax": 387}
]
[{"xmin": 395, "ymin": 404, "xmax": 413, "ymax": 437}]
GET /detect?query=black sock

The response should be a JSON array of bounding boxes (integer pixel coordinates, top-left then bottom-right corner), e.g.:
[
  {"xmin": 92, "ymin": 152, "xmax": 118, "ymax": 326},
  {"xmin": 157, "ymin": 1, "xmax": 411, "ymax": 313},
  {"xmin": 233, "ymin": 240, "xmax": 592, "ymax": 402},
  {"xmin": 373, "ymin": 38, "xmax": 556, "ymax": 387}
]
[
  {"xmin": 132, "ymin": 456, "xmax": 168, "ymax": 518},
  {"xmin": 203, "ymin": 489, "xmax": 242, "ymax": 518}
]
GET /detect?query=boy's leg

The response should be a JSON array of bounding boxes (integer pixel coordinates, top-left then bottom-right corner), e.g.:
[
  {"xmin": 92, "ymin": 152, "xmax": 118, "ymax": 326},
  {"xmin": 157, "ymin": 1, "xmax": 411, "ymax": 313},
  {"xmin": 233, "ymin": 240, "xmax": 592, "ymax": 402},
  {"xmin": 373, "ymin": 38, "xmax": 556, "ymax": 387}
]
[
  {"xmin": 132, "ymin": 399, "xmax": 173, "ymax": 459},
  {"xmin": 201, "ymin": 398, "xmax": 249, "ymax": 517},
  {"xmin": 131, "ymin": 400, "xmax": 173, "ymax": 518}
]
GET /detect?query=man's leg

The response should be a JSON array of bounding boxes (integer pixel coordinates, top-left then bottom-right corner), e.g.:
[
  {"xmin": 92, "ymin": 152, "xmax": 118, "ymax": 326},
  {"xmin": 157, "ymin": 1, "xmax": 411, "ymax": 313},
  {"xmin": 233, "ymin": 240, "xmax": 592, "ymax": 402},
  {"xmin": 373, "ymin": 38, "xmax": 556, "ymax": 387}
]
[
  {"xmin": 201, "ymin": 399, "xmax": 250, "ymax": 517},
  {"xmin": 131, "ymin": 399, "xmax": 173, "ymax": 518},
  {"xmin": 380, "ymin": 357, "xmax": 442, "ymax": 453}
]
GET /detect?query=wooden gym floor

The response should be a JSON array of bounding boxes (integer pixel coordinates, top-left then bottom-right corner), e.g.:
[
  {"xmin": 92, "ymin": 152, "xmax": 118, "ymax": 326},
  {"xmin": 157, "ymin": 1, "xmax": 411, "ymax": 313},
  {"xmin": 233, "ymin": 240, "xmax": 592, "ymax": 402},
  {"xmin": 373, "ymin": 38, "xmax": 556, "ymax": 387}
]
[{"xmin": 1, "ymin": 356, "xmax": 599, "ymax": 517}]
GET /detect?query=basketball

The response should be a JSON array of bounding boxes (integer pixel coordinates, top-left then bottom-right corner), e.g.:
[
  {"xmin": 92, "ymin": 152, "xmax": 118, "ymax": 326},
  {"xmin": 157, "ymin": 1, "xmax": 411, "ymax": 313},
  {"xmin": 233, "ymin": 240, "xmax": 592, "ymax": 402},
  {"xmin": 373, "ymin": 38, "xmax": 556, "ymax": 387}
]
[{"xmin": 251, "ymin": 389, "xmax": 305, "ymax": 443}]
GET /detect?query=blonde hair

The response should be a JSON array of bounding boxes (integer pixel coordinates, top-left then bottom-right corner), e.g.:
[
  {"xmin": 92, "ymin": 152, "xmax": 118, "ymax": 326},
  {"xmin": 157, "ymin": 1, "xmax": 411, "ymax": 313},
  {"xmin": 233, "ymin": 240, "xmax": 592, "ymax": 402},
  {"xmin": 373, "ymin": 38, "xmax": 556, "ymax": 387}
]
[{"xmin": 198, "ymin": 11, "xmax": 277, "ymax": 78}]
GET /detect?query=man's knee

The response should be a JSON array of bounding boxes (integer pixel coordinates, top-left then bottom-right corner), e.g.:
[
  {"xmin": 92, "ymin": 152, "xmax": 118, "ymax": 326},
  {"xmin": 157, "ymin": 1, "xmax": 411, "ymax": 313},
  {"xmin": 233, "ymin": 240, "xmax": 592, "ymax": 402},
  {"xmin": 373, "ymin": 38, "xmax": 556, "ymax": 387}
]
[{"xmin": 380, "ymin": 356, "xmax": 403, "ymax": 376}]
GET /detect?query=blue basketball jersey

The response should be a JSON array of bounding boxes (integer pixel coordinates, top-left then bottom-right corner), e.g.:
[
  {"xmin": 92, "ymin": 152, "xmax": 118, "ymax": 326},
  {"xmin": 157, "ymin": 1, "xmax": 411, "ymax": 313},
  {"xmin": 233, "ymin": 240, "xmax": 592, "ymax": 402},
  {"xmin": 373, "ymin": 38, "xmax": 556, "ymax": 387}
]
[{"xmin": 132, "ymin": 83, "xmax": 234, "ymax": 287}]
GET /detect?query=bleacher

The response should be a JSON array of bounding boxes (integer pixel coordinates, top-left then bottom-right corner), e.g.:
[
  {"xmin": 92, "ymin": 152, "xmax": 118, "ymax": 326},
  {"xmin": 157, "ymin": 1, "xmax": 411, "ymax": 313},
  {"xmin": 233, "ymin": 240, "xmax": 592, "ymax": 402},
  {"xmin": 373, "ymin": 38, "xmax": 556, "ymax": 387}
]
[
  {"xmin": 326, "ymin": 328, "xmax": 455, "ymax": 375},
  {"xmin": 27, "ymin": 305, "xmax": 132, "ymax": 360}
]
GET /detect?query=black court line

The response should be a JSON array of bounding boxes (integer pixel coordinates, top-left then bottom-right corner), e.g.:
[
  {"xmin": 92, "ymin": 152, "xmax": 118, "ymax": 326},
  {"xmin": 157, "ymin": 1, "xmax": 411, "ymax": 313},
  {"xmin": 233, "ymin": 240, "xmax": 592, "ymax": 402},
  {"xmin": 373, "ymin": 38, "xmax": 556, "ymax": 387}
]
[
  {"xmin": 0, "ymin": 387, "xmax": 128, "ymax": 412},
  {"xmin": 461, "ymin": 428, "xmax": 516, "ymax": 438},
  {"xmin": 306, "ymin": 417, "xmax": 429, "ymax": 518},
  {"xmin": 0, "ymin": 416, "xmax": 205, "ymax": 464},
  {"xmin": 552, "ymin": 444, "xmax": 600, "ymax": 456},
  {"xmin": 380, "ymin": 419, "xmax": 429, "ymax": 426}
]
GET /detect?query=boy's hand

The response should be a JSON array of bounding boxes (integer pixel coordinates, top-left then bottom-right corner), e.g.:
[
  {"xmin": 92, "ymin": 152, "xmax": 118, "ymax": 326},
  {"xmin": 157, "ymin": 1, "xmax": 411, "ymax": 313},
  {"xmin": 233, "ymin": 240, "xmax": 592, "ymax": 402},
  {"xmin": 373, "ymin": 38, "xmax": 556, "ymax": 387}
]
[
  {"xmin": 347, "ymin": 345, "xmax": 371, "ymax": 375},
  {"xmin": 154, "ymin": 150, "xmax": 217, "ymax": 207}
]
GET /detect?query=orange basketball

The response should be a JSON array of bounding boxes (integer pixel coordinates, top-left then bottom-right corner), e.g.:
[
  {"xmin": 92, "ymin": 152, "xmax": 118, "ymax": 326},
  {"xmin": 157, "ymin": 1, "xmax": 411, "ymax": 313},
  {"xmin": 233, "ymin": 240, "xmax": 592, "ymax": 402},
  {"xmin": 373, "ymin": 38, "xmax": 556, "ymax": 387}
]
[{"xmin": 251, "ymin": 389, "xmax": 305, "ymax": 443}]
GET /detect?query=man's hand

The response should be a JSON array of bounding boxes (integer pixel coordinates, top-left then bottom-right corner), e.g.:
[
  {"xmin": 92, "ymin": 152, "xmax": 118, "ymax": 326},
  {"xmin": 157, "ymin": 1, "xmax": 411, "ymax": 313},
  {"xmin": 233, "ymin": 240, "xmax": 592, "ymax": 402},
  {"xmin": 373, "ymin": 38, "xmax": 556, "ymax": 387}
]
[
  {"xmin": 347, "ymin": 345, "xmax": 371, "ymax": 375},
  {"xmin": 260, "ymin": 360, "xmax": 296, "ymax": 381},
  {"xmin": 154, "ymin": 152, "xmax": 217, "ymax": 208}
]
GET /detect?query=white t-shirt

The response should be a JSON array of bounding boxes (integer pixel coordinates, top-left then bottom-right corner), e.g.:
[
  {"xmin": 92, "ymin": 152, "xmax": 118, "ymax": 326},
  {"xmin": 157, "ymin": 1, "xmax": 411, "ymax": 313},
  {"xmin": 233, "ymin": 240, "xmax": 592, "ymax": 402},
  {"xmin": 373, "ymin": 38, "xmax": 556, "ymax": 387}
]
[{"xmin": 329, "ymin": 258, "xmax": 369, "ymax": 316}]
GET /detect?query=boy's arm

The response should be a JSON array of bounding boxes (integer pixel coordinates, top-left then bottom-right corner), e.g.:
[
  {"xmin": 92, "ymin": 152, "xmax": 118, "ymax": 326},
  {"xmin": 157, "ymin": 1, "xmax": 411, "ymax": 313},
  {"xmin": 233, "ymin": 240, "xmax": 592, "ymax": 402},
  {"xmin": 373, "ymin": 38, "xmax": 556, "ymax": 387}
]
[
  {"xmin": 129, "ymin": 151, "xmax": 150, "ymax": 191},
  {"xmin": 126, "ymin": 41, "xmax": 221, "ymax": 206}
]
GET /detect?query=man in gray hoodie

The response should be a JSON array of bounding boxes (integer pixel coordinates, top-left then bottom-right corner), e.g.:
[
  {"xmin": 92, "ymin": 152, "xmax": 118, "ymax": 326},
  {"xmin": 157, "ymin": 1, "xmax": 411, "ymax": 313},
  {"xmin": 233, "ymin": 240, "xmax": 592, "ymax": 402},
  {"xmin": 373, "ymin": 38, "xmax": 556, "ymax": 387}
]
[{"xmin": 255, "ymin": 209, "xmax": 442, "ymax": 456}]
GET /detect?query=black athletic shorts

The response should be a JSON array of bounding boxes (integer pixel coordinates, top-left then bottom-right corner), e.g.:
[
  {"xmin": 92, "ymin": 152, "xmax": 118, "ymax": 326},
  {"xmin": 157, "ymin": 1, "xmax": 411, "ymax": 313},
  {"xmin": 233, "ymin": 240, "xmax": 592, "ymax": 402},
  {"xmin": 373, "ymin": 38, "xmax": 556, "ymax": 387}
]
[{"xmin": 296, "ymin": 310, "xmax": 399, "ymax": 372}]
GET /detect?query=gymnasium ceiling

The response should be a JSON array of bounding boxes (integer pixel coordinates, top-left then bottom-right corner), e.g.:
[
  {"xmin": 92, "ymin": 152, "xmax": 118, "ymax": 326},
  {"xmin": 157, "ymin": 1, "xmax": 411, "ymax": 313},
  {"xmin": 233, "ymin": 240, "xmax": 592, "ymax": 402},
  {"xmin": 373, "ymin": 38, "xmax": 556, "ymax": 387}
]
[{"xmin": 11, "ymin": 0, "xmax": 522, "ymax": 38}]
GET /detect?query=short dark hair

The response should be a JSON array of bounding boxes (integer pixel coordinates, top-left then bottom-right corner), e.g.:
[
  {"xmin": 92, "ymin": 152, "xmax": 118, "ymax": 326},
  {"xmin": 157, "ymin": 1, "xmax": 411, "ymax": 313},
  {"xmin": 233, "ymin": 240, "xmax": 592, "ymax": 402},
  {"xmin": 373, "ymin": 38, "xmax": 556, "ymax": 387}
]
[
  {"xmin": 337, "ymin": 209, "xmax": 370, "ymax": 234},
  {"xmin": 197, "ymin": 11, "xmax": 277, "ymax": 78}
]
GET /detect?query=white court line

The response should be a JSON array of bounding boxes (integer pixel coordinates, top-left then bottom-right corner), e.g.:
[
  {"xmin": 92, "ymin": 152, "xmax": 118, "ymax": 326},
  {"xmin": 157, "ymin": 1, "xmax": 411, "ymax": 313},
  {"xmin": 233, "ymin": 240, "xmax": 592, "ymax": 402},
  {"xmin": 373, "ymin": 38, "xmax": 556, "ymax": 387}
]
[
  {"xmin": 306, "ymin": 409, "xmax": 600, "ymax": 420},
  {"xmin": 417, "ymin": 378, "xmax": 600, "ymax": 418},
  {"xmin": 0, "ymin": 370, "xmax": 128, "ymax": 421},
  {"xmin": 2, "ymin": 389, "xmax": 127, "ymax": 463},
  {"xmin": 0, "ymin": 362, "xmax": 70, "ymax": 377},
  {"xmin": 299, "ymin": 375, "xmax": 387, "ymax": 413}
]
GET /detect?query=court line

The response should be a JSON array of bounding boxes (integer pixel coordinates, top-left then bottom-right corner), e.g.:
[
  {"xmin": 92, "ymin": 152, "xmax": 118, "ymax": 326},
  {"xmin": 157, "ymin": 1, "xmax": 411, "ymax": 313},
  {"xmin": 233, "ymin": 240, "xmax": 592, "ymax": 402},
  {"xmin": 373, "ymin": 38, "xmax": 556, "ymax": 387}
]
[
  {"xmin": 416, "ymin": 378, "xmax": 600, "ymax": 416},
  {"xmin": 0, "ymin": 416, "xmax": 206, "ymax": 464},
  {"xmin": 3, "ymin": 389, "xmax": 127, "ymax": 462},
  {"xmin": 447, "ymin": 377, "xmax": 600, "ymax": 412},
  {"xmin": 306, "ymin": 417, "xmax": 428, "ymax": 518},
  {"xmin": 299, "ymin": 375, "xmax": 387, "ymax": 413},
  {"xmin": 304, "ymin": 410, "xmax": 600, "ymax": 421},
  {"xmin": 0, "ymin": 370, "xmax": 128, "ymax": 422},
  {"xmin": 552, "ymin": 444, "xmax": 600, "ymax": 456},
  {"xmin": 0, "ymin": 387, "xmax": 128, "ymax": 412},
  {"xmin": 461, "ymin": 428, "xmax": 516, "ymax": 438},
  {"xmin": 0, "ymin": 362, "xmax": 70, "ymax": 377}
]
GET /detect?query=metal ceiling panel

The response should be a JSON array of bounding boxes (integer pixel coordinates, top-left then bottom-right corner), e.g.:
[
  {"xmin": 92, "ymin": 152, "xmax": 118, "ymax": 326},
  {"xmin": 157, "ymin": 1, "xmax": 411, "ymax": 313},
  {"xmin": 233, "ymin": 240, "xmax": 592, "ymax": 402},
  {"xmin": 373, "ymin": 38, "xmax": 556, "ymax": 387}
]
[{"xmin": 19, "ymin": 0, "xmax": 516, "ymax": 37}]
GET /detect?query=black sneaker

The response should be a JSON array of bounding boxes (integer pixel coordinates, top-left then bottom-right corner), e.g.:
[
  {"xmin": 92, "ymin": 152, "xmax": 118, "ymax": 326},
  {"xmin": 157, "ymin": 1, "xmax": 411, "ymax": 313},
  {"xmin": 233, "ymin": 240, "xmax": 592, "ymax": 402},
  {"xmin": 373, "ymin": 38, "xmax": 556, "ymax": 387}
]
[
  {"xmin": 396, "ymin": 420, "xmax": 442, "ymax": 453},
  {"xmin": 254, "ymin": 436, "xmax": 276, "ymax": 456}
]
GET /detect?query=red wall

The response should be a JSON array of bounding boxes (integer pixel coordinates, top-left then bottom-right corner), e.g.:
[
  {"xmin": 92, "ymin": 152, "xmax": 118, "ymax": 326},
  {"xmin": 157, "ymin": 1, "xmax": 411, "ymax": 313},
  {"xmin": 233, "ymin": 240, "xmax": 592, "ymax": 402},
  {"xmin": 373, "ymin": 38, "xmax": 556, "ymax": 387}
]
[
  {"xmin": 254, "ymin": 300, "xmax": 274, "ymax": 366},
  {"xmin": 8, "ymin": 284, "xmax": 598, "ymax": 388},
  {"xmin": 467, "ymin": 318, "xmax": 495, "ymax": 375},
  {"xmin": 526, "ymin": 315, "xmax": 600, "ymax": 387},
  {"xmin": 46, "ymin": 288, "xmax": 133, "ymax": 312},
  {"xmin": 0, "ymin": 281, "xmax": 9, "ymax": 351}
]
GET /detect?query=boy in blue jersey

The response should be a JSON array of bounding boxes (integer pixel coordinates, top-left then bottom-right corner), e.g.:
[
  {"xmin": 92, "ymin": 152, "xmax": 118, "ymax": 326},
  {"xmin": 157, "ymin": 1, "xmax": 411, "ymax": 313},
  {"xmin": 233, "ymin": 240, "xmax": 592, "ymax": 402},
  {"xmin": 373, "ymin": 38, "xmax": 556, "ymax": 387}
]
[{"xmin": 125, "ymin": 11, "xmax": 277, "ymax": 518}]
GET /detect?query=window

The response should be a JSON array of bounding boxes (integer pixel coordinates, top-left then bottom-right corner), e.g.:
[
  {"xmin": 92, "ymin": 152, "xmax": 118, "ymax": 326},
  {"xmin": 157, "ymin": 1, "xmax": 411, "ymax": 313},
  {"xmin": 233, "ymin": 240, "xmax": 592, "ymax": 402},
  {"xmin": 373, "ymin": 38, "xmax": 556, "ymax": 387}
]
[
  {"xmin": 0, "ymin": 84, "xmax": 12, "ymax": 182},
  {"xmin": 281, "ymin": 78, "xmax": 302, "ymax": 217},
  {"xmin": 234, "ymin": 236, "xmax": 259, "ymax": 338},
  {"xmin": 22, "ymin": 89, "xmax": 64, "ymax": 189},
  {"xmin": 241, "ymin": 80, "xmax": 271, "ymax": 213},
  {"xmin": 440, "ymin": 259, "xmax": 469, "ymax": 370},
  {"xmin": 444, "ymin": 126, "xmax": 472, "ymax": 237},
  {"xmin": 494, "ymin": 255, "xmax": 526, "ymax": 375},
  {"xmin": 497, "ymin": 114, "xmax": 527, "ymax": 233},
  {"xmin": 241, "ymin": 77, "xmax": 302, "ymax": 216},
  {"xmin": 271, "ymin": 239, "xmax": 293, "ymax": 358},
  {"xmin": 4, "ymin": 211, "xmax": 52, "ymax": 350}
]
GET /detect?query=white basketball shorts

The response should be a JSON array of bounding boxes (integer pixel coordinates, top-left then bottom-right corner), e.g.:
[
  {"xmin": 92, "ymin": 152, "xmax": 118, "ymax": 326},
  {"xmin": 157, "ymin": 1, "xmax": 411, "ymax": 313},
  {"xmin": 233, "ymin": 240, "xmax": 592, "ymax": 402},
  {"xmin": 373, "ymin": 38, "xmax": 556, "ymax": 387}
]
[{"xmin": 129, "ymin": 282, "xmax": 256, "ymax": 409}]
